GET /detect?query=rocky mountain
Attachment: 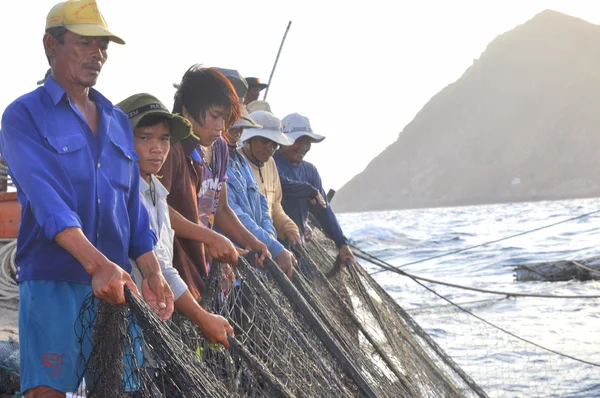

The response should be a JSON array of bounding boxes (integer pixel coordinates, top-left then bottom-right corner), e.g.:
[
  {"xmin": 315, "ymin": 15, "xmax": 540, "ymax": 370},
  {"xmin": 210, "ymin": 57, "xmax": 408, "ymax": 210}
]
[{"xmin": 333, "ymin": 10, "xmax": 600, "ymax": 213}]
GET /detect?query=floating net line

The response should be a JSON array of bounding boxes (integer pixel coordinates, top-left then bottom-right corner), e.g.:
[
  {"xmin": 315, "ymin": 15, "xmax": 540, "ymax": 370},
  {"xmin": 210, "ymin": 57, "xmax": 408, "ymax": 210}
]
[{"xmin": 348, "ymin": 234, "xmax": 600, "ymax": 398}]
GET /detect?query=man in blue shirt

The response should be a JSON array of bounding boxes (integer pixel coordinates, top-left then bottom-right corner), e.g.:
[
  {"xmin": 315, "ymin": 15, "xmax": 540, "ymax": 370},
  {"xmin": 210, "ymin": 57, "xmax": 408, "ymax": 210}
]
[
  {"xmin": 275, "ymin": 113, "xmax": 355, "ymax": 265},
  {"xmin": 0, "ymin": 1, "xmax": 174, "ymax": 395}
]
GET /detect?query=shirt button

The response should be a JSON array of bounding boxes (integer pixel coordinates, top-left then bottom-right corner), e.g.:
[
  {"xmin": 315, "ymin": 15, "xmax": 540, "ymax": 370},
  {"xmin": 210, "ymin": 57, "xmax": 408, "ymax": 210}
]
[
  {"xmin": 62, "ymin": 146, "xmax": 68, "ymax": 152},
  {"xmin": 97, "ymin": 199, "xmax": 101, "ymax": 204},
  {"xmin": 16, "ymin": 266, "xmax": 20, "ymax": 272},
  {"xmin": 97, "ymin": 163, "xmax": 101, "ymax": 168}
]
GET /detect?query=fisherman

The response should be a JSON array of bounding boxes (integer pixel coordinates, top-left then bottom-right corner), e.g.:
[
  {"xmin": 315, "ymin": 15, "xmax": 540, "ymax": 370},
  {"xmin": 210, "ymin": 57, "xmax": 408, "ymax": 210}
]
[
  {"xmin": 239, "ymin": 111, "xmax": 303, "ymax": 247},
  {"xmin": 117, "ymin": 93, "xmax": 234, "ymax": 348},
  {"xmin": 160, "ymin": 65, "xmax": 269, "ymax": 296},
  {"xmin": 222, "ymin": 110, "xmax": 297, "ymax": 277},
  {"xmin": 244, "ymin": 77, "xmax": 268, "ymax": 105},
  {"xmin": 275, "ymin": 113, "xmax": 355, "ymax": 264},
  {"xmin": 0, "ymin": 1, "xmax": 174, "ymax": 395}
]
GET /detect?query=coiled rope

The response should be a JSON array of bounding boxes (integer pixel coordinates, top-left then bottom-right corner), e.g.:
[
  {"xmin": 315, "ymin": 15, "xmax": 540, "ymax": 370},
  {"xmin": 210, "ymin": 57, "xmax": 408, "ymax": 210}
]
[{"xmin": 0, "ymin": 239, "xmax": 18, "ymax": 301}]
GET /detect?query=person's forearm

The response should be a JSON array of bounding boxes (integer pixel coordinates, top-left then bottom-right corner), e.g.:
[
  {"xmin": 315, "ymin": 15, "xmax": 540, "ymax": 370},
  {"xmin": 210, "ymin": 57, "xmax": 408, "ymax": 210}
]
[
  {"xmin": 215, "ymin": 204, "xmax": 259, "ymax": 248},
  {"xmin": 175, "ymin": 290, "xmax": 211, "ymax": 327},
  {"xmin": 169, "ymin": 206, "xmax": 218, "ymax": 244},
  {"xmin": 134, "ymin": 250, "xmax": 162, "ymax": 278},
  {"xmin": 55, "ymin": 227, "xmax": 107, "ymax": 275}
]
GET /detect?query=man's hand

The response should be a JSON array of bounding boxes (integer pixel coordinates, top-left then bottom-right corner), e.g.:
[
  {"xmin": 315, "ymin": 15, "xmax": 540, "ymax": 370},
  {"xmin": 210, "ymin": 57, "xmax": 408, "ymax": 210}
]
[
  {"xmin": 304, "ymin": 224, "xmax": 313, "ymax": 243},
  {"xmin": 338, "ymin": 245, "xmax": 354, "ymax": 265},
  {"xmin": 198, "ymin": 312, "xmax": 235, "ymax": 349},
  {"xmin": 274, "ymin": 249, "xmax": 297, "ymax": 278},
  {"xmin": 308, "ymin": 191, "xmax": 327, "ymax": 208},
  {"xmin": 285, "ymin": 229, "xmax": 303, "ymax": 246},
  {"xmin": 206, "ymin": 231, "xmax": 239, "ymax": 266},
  {"xmin": 91, "ymin": 259, "xmax": 139, "ymax": 305},
  {"xmin": 141, "ymin": 272, "xmax": 175, "ymax": 321},
  {"xmin": 247, "ymin": 239, "xmax": 270, "ymax": 268}
]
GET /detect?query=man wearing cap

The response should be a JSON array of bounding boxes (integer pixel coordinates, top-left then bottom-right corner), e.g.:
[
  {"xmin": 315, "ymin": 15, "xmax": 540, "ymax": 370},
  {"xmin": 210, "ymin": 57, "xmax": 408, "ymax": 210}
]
[
  {"xmin": 275, "ymin": 113, "xmax": 355, "ymax": 264},
  {"xmin": 161, "ymin": 65, "xmax": 269, "ymax": 295},
  {"xmin": 118, "ymin": 93, "xmax": 234, "ymax": 351},
  {"xmin": 0, "ymin": 1, "xmax": 174, "ymax": 395},
  {"xmin": 244, "ymin": 77, "xmax": 268, "ymax": 106},
  {"xmin": 222, "ymin": 111, "xmax": 296, "ymax": 277}
]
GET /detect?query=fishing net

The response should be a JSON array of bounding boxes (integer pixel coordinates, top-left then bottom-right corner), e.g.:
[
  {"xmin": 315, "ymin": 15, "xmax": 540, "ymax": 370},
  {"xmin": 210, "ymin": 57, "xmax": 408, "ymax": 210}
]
[
  {"xmin": 347, "ymin": 233, "xmax": 600, "ymax": 398},
  {"xmin": 65, "ymin": 229, "xmax": 486, "ymax": 397},
  {"xmin": 295, "ymin": 231, "xmax": 485, "ymax": 398},
  {"xmin": 76, "ymin": 289, "xmax": 231, "ymax": 397},
  {"xmin": 0, "ymin": 339, "xmax": 19, "ymax": 395},
  {"xmin": 192, "ymin": 257, "xmax": 357, "ymax": 397}
]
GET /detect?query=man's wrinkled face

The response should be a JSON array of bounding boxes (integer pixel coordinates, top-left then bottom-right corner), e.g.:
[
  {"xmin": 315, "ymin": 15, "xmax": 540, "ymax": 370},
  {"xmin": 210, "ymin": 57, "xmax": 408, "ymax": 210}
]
[
  {"xmin": 48, "ymin": 31, "xmax": 109, "ymax": 88},
  {"xmin": 279, "ymin": 135, "xmax": 312, "ymax": 164}
]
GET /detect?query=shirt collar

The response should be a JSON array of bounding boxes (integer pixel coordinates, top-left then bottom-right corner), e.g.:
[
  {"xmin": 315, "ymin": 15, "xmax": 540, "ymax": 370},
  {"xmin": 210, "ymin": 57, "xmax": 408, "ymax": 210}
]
[
  {"xmin": 43, "ymin": 75, "xmax": 114, "ymax": 110},
  {"xmin": 140, "ymin": 174, "xmax": 169, "ymax": 200}
]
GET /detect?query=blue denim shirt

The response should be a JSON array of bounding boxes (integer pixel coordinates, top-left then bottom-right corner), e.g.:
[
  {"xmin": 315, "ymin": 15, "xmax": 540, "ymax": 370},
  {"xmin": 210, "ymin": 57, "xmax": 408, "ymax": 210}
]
[
  {"xmin": 226, "ymin": 150, "xmax": 284, "ymax": 258},
  {"xmin": 0, "ymin": 76, "xmax": 155, "ymax": 284}
]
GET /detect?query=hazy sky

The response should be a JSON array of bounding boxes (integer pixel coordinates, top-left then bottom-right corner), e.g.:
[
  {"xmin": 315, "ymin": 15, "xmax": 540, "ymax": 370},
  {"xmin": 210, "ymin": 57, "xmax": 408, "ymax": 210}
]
[{"xmin": 1, "ymin": 1, "xmax": 599, "ymax": 191}]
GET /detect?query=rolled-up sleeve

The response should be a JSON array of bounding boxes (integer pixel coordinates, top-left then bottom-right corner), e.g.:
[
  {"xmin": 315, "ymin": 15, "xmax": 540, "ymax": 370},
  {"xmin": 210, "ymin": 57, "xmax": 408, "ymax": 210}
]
[
  {"xmin": 162, "ymin": 266, "xmax": 188, "ymax": 301},
  {"xmin": 0, "ymin": 108, "xmax": 83, "ymax": 240}
]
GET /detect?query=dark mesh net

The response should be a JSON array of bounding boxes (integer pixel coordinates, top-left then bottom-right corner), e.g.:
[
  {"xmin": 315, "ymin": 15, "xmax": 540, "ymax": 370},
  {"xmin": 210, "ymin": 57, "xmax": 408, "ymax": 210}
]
[
  {"xmin": 0, "ymin": 339, "xmax": 19, "ymax": 395},
  {"xmin": 68, "ymin": 229, "xmax": 483, "ymax": 397}
]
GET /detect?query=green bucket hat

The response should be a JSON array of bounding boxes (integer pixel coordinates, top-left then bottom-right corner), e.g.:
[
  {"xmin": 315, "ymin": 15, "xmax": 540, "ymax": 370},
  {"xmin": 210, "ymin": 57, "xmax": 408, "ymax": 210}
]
[{"xmin": 117, "ymin": 93, "xmax": 195, "ymax": 144}]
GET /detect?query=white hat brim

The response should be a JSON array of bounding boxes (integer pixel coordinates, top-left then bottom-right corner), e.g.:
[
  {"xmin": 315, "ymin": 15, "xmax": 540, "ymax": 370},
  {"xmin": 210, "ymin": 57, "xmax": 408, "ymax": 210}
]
[
  {"xmin": 286, "ymin": 131, "xmax": 325, "ymax": 143},
  {"xmin": 241, "ymin": 129, "xmax": 295, "ymax": 146}
]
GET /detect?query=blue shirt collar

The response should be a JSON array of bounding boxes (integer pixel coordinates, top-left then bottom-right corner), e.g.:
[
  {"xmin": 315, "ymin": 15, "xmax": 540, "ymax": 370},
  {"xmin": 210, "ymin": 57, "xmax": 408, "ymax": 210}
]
[{"xmin": 43, "ymin": 75, "xmax": 114, "ymax": 110}]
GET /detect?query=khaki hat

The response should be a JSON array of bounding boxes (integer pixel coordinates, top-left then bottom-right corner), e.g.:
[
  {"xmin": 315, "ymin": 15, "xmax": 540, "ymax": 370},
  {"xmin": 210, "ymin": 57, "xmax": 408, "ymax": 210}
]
[
  {"xmin": 46, "ymin": 1, "xmax": 125, "ymax": 45},
  {"xmin": 246, "ymin": 100, "xmax": 272, "ymax": 114},
  {"xmin": 117, "ymin": 93, "xmax": 195, "ymax": 144},
  {"xmin": 241, "ymin": 111, "xmax": 295, "ymax": 146}
]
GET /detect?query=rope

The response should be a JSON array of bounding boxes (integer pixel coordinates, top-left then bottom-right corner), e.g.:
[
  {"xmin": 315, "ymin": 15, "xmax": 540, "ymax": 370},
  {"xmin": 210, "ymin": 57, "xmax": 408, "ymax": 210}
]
[
  {"xmin": 0, "ymin": 239, "xmax": 18, "ymax": 301},
  {"xmin": 365, "ymin": 208, "xmax": 600, "ymax": 276},
  {"xmin": 405, "ymin": 271, "xmax": 600, "ymax": 368},
  {"xmin": 354, "ymin": 249, "xmax": 600, "ymax": 299}
]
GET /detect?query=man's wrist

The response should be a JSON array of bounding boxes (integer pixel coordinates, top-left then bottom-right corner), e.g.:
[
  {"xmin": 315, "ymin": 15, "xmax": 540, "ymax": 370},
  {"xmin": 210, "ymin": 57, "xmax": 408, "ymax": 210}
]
[{"xmin": 136, "ymin": 251, "xmax": 161, "ymax": 277}]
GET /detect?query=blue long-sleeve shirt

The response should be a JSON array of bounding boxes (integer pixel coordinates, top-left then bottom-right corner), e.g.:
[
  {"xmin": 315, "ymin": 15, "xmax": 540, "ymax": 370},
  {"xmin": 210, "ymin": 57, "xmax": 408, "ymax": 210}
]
[
  {"xmin": 225, "ymin": 150, "xmax": 284, "ymax": 258},
  {"xmin": 273, "ymin": 151, "xmax": 348, "ymax": 248},
  {"xmin": 0, "ymin": 76, "xmax": 155, "ymax": 284}
]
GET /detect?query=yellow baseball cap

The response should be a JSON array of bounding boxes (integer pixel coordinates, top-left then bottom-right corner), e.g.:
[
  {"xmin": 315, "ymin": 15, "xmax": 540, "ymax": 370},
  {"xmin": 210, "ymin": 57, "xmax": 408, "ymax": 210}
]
[{"xmin": 45, "ymin": 1, "xmax": 125, "ymax": 45}]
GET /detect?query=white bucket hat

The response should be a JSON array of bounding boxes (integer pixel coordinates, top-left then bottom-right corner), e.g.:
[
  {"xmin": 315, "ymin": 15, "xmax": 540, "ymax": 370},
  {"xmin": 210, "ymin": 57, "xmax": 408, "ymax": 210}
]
[
  {"xmin": 282, "ymin": 113, "xmax": 325, "ymax": 143},
  {"xmin": 232, "ymin": 105, "xmax": 262, "ymax": 129},
  {"xmin": 240, "ymin": 111, "xmax": 295, "ymax": 146}
]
